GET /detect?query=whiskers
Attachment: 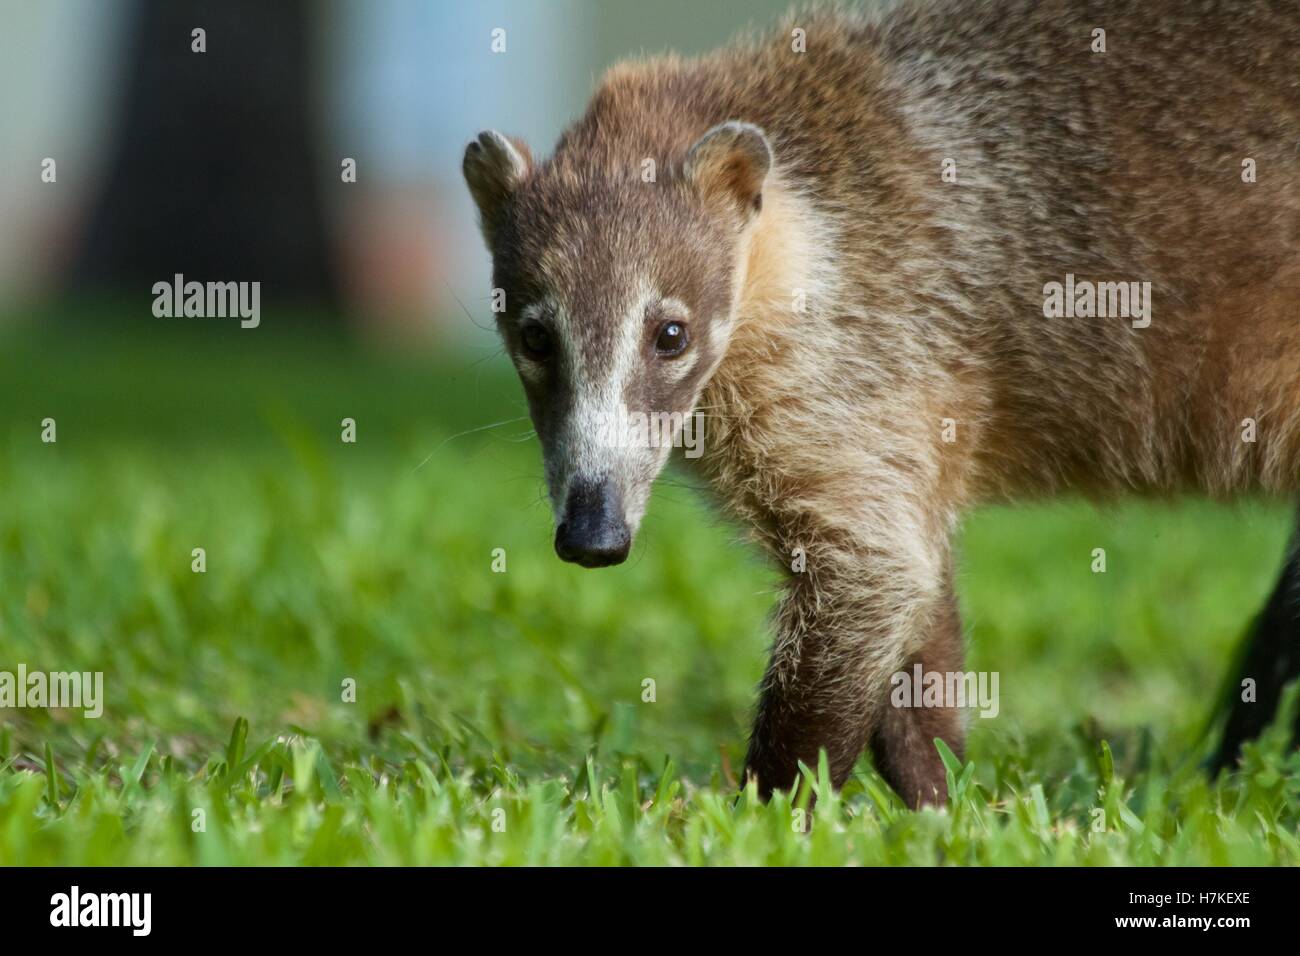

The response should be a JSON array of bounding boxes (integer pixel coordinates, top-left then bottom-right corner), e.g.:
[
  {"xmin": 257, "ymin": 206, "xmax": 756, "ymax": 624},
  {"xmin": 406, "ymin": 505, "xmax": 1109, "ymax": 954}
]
[
  {"xmin": 447, "ymin": 283, "xmax": 497, "ymax": 335},
  {"xmin": 687, "ymin": 402, "xmax": 742, "ymax": 426},
  {"xmin": 412, "ymin": 416, "xmax": 532, "ymax": 473}
]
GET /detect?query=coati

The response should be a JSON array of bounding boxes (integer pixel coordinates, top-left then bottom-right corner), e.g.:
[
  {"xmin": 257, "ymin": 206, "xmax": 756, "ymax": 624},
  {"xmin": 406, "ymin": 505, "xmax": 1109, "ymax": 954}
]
[{"xmin": 463, "ymin": 0, "xmax": 1300, "ymax": 807}]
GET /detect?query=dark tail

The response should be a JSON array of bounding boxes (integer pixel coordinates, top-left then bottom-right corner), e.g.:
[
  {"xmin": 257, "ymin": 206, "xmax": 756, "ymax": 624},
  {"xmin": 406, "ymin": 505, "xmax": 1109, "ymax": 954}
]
[{"xmin": 1210, "ymin": 507, "xmax": 1300, "ymax": 773}]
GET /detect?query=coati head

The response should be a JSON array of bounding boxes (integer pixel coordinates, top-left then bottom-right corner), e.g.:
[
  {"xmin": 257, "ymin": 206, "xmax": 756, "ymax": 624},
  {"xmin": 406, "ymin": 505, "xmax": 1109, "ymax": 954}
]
[{"xmin": 463, "ymin": 121, "xmax": 772, "ymax": 568}]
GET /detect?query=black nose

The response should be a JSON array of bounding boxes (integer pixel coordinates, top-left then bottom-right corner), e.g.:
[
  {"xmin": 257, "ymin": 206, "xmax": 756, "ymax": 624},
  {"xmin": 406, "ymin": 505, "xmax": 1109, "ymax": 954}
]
[{"xmin": 555, "ymin": 478, "xmax": 631, "ymax": 568}]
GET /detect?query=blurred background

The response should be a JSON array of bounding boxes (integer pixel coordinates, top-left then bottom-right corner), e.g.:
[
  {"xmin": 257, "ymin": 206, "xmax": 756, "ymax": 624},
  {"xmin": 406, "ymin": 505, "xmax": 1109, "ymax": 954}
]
[{"xmin": 0, "ymin": 0, "xmax": 798, "ymax": 340}]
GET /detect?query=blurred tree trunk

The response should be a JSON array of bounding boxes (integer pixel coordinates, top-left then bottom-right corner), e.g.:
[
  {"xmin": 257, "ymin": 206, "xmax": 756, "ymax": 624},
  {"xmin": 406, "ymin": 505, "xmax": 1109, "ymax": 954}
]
[{"xmin": 70, "ymin": 0, "xmax": 338, "ymax": 317}]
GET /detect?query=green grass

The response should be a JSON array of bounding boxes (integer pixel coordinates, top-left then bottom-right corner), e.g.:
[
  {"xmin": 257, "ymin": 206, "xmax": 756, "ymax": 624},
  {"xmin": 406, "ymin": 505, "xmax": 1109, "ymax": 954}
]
[{"xmin": 1, "ymin": 319, "xmax": 1298, "ymax": 865}]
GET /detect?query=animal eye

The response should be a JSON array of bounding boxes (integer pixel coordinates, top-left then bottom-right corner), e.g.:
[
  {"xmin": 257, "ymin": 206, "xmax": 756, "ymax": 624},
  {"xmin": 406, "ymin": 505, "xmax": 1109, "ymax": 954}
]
[
  {"xmin": 655, "ymin": 320, "xmax": 689, "ymax": 357},
  {"xmin": 519, "ymin": 322, "xmax": 552, "ymax": 359}
]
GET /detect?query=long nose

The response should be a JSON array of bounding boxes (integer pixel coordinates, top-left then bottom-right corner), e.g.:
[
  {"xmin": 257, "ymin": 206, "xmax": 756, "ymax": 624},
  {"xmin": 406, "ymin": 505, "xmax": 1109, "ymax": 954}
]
[{"xmin": 554, "ymin": 477, "xmax": 631, "ymax": 568}]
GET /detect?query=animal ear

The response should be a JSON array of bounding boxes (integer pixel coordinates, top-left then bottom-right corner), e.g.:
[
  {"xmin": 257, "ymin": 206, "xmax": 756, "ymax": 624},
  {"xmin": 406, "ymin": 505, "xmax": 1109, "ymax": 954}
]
[
  {"xmin": 463, "ymin": 130, "xmax": 533, "ymax": 238},
  {"xmin": 683, "ymin": 121, "xmax": 772, "ymax": 221}
]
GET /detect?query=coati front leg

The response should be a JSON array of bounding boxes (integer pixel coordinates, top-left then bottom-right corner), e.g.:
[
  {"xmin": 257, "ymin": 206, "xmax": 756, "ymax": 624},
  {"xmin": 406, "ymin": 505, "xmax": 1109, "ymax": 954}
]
[
  {"xmin": 741, "ymin": 516, "xmax": 965, "ymax": 808},
  {"xmin": 870, "ymin": 572, "xmax": 966, "ymax": 807}
]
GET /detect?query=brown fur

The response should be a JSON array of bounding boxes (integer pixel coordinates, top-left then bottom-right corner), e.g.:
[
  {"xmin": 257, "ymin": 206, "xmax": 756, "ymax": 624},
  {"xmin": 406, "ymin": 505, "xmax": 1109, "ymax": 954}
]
[{"xmin": 466, "ymin": 0, "xmax": 1300, "ymax": 807}]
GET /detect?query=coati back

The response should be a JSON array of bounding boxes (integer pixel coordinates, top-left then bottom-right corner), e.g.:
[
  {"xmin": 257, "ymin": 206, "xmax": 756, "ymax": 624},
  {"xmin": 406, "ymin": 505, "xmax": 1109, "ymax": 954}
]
[{"xmin": 464, "ymin": 0, "xmax": 1300, "ymax": 806}]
